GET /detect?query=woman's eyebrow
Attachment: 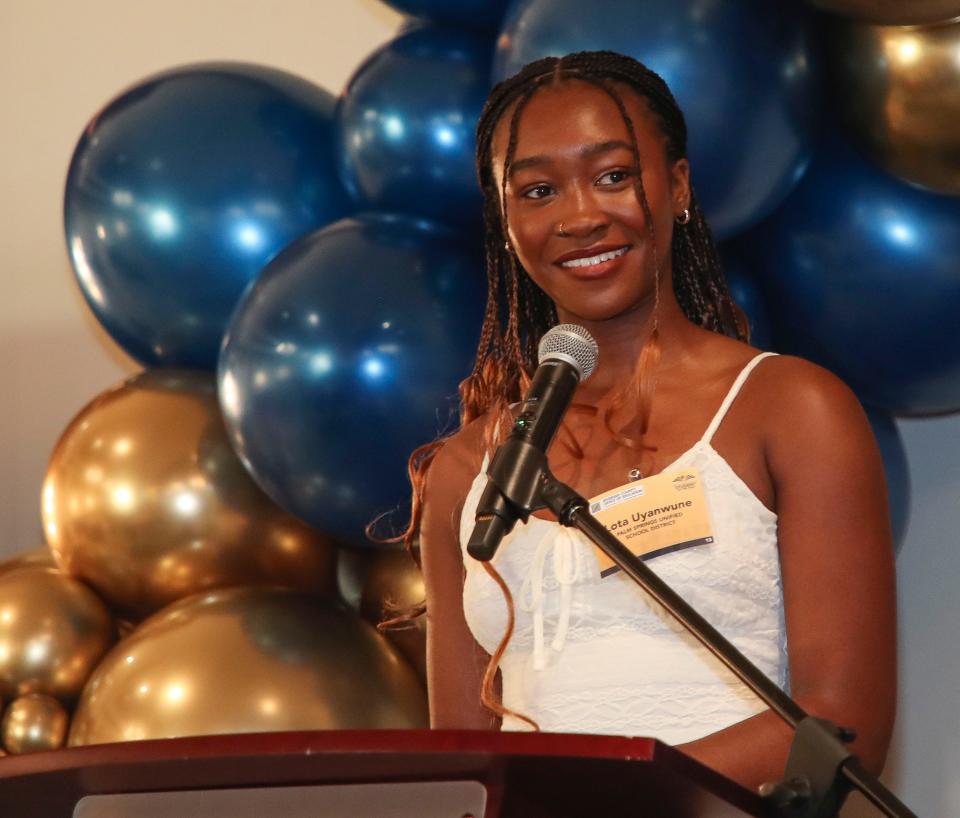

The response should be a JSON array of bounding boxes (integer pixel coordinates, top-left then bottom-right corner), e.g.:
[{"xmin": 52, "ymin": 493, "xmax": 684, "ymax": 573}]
[{"xmin": 508, "ymin": 139, "xmax": 636, "ymax": 176}]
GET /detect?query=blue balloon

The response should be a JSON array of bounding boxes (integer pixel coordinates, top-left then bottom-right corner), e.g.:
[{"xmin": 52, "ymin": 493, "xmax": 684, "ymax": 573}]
[
  {"xmin": 65, "ymin": 63, "xmax": 352, "ymax": 368},
  {"xmin": 218, "ymin": 213, "xmax": 485, "ymax": 546},
  {"xmin": 493, "ymin": 0, "xmax": 818, "ymax": 239},
  {"xmin": 741, "ymin": 137, "xmax": 960, "ymax": 415},
  {"xmin": 723, "ymin": 254, "xmax": 773, "ymax": 351},
  {"xmin": 866, "ymin": 408, "xmax": 910, "ymax": 553},
  {"xmin": 337, "ymin": 26, "xmax": 492, "ymax": 230},
  {"xmin": 380, "ymin": 0, "xmax": 511, "ymax": 29}
]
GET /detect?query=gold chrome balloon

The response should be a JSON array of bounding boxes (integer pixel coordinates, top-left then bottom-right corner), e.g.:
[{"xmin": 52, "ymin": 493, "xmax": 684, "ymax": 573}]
[
  {"xmin": 0, "ymin": 547, "xmax": 56, "ymax": 576},
  {"xmin": 43, "ymin": 371, "xmax": 338, "ymax": 618},
  {"xmin": 2, "ymin": 694, "xmax": 69, "ymax": 754},
  {"xmin": 809, "ymin": 0, "xmax": 960, "ymax": 25},
  {"xmin": 828, "ymin": 19, "xmax": 960, "ymax": 194},
  {"xmin": 0, "ymin": 567, "xmax": 115, "ymax": 701},
  {"xmin": 68, "ymin": 587, "xmax": 427, "ymax": 745},
  {"xmin": 358, "ymin": 549, "xmax": 426, "ymax": 684}
]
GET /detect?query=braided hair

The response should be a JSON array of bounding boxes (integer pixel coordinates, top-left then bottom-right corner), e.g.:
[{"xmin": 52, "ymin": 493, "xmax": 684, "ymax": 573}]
[
  {"xmin": 465, "ymin": 51, "xmax": 743, "ymax": 428},
  {"xmin": 390, "ymin": 51, "xmax": 745, "ymax": 725}
]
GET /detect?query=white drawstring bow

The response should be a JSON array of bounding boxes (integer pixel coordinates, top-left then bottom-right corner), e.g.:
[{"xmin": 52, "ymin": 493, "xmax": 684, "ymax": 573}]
[{"xmin": 519, "ymin": 526, "xmax": 583, "ymax": 670}]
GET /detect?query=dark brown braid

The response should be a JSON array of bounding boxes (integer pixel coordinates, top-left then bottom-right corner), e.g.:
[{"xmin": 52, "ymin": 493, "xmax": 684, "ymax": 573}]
[{"xmin": 385, "ymin": 51, "xmax": 746, "ymax": 728}]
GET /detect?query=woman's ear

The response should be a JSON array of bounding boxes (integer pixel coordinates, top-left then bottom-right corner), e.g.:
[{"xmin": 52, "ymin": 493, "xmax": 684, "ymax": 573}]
[{"xmin": 670, "ymin": 157, "xmax": 691, "ymax": 214}]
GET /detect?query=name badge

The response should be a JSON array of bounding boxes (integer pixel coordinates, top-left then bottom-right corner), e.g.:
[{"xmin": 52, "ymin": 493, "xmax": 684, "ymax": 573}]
[{"xmin": 587, "ymin": 468, "xmax": 714, "ymax": 577}]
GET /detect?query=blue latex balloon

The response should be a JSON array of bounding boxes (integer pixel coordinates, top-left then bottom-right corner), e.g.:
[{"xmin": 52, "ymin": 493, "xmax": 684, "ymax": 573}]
[
  {"xmin": 337, "ymin": 26, "xmax": 492, "ymax": 230},
  {"xmin": 65, "ymin": 63, "xmax": 352, "ymax": 368},
  {"xmin": 380, "ymin": 0, "xmax": 511, "ymax": 29},
  {"xmin": 723, "ymin": 254, "xmax": 773, "ymax": 351},
  {"xmin": 493, "ymin": 0, "xmax": 818, "ymax": 239},
  {"xmin": 742, "ymin": 138, "xmax": 960, "ymax": 416},
  {"xmin": 218, "ymin": 213, "xmax": 485, "ymax": 546},
  {"xmin": 866, "ymin": 408, "xmax": 910, "ymax": 553}
]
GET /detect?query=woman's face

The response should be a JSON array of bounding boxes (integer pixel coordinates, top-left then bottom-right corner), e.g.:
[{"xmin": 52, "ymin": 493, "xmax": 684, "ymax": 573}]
[{"xmin": 491, "ymin": 80, "xmax": 690, "ymax": 325}]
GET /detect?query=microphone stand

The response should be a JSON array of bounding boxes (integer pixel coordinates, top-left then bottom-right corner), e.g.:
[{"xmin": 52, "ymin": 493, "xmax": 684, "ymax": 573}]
[{"xmin": 471, "ymin": 447, "xmax": 916, "ymax": 818}]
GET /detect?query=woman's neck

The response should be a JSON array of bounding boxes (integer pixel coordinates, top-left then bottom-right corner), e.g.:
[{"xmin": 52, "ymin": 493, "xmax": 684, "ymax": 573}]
[{"xmin": 557, "ymin": 287, "xmax": 698, "ymax": 406}]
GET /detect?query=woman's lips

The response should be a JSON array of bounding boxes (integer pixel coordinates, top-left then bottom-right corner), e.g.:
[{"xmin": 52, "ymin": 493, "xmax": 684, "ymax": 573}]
[{"xmin": 554, "ymin": 244, "xmax": 632, "ymax": 278}]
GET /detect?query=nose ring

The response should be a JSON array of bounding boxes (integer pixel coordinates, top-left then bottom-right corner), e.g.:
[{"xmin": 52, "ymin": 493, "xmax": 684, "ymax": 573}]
[{"xmin": 557, "ymin": 221, "xmax": 571, "ymax": 237}]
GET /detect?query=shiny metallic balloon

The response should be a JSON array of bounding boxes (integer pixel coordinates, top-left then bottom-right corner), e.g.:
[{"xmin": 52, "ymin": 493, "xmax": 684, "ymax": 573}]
[
  {"xmin": 357, "ymin": 549, "xmax": 426, "ymax": 683},
  {"xmin": 0, "ymin": 548, "xmax": 55, "ymax": 576},
  {"xmin": 337, "ymin": 26, "xmax": 491, "ymax": 229},
  {"xmin": 2, "ymin": 694, "xmax": 69, "ymax": 754},
  {"xmin": 495, "ymin": 0, "xmax": 819, "ymax": 239},
  {"xmin": 744, "ymin": 137, "xmax": 960, "ymax": 415},
  {"xmin": 64, "ymin": 63, "xmax": 352, "ymax": 369},
  {"xmin": 866, "ymin": 409, "xmax": 911, "ymax": 552},
  {"xmin": 808, "ymin": 0, "xmax": 960, "ymax": 25},
  {"xmin": 0, "ymin": 567, "xmax": 115, "ymax": 701},
  {"xmin": 827, "ymin": 19, "xmax": 960, "ymax": 194},
  {"xmin": 219, "ymin": 213, "xmax": 485, "ymax": 546},
  {"xmin": 69, "ymin": 588, "xmax": 427, "ymax": 745},
  {"xmin": 43, "ymin": 370, "xmax": 338, "ymax": 619},
  {"xmin": 722, "ymin": 254, "xmax": 773, "ymax": 351}
]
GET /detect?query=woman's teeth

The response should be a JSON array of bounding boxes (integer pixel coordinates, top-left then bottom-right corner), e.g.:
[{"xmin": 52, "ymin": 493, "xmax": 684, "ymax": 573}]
[{"xmin": 560, "ymin": 246, "xmax": 628, "ymax": 268}]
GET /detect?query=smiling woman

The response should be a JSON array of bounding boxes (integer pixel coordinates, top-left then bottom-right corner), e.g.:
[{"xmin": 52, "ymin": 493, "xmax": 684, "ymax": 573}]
[{"xmin": 405, "ymin": 51, "xmax": 896, "ymax": 795}]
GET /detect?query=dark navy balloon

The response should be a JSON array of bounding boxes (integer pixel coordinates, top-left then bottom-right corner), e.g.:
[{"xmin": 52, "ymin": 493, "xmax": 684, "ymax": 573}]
[
  {"xmin": 494, "ymin": 0, "xmax": 818, "ymax": 239},
  {"xmin": 743, "ymin": 137, "xmax": 960, "ymax": 415},
  {"xmin": 337, "ymin": 26, "xmax": 492, "ymax": 230},
  {"xmin": 866, "ymin": 408, "xmax": 910, "ymax": 553},
  {"xmin": 723, "ymin": 255, "xmax": 773, "ymax": 351},
  {"xmin": 380, "ymin": 0, "xmax": 511, "ymax": 29},
  {"xmin": 65, "ymin": 63, "xmax": 352, "ymax": 368},
  {"xmin": 218, "ymin": 213, "xmax": 485, "ymax": 546}
]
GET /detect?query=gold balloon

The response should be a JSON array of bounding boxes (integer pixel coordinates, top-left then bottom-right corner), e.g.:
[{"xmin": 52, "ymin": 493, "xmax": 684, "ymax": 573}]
[
  {"xmin": 0, "ymin": 547, "xmax": 56, "ymax": 576},
  {"xmin": 68, "ymin": 587, "xmax": 427, "ymax": 746},
  {"xmin": 358, "ymin": 549, "xmax": 426, "ymax": 684},
  {"xmin": 828, "ymin": 19, "xmax": 960, "ymax": 194},
  {"xmin": 2, "ymin": 694, "xmax": 69, "ymax": 754},
  {"xmin": 43, "ymin": 371, "xmax": 338, "ymax": 618},
  {"xmin": 0, "ymin": 567, "xmax": 115, "ymax": 701},
  {"xmin": 810, "ymin": 0, "xmax": 960, "ymax": 25}
]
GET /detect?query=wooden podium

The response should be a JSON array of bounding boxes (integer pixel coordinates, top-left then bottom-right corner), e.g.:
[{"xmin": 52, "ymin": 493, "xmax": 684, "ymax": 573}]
[{"xmin": 0, "ymin": 730, "xmax": 775, "ymax": 817}]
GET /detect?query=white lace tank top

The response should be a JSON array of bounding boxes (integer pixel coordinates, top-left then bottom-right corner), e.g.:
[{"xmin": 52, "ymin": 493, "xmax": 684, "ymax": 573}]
[{"xmin": 459, "ymin": 352, "xmax": 787, "ymax": 744}]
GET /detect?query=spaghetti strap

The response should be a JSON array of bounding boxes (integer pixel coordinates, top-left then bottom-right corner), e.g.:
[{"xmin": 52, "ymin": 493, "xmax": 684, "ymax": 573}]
[{"xmin": 701, "ymin": 352, "xmax": 778, "ymax": 445}]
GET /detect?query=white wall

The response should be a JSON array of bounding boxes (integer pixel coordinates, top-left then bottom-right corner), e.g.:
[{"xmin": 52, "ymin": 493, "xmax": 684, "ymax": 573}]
[{"xmin": 1, "ymin": 2, "xmax": 957, "ymax": 815}]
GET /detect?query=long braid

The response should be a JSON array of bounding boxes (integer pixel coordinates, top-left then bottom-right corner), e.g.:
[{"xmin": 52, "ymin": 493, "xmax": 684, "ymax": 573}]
[{"xmin": 390, "ymin": 51, "xmax": 746, "ymax": 728}]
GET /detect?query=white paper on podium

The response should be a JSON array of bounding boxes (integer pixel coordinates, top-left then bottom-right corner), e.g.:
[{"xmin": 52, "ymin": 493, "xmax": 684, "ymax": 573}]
[{"xmin": 74, "ymin": 780, "xmax": 487, "ymax": 818}]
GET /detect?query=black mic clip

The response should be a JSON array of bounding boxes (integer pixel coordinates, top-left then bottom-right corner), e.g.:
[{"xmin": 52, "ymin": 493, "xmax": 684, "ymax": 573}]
[{"xmin": 466, "ymin": 432, "xmax": 549, "ymax": 563}]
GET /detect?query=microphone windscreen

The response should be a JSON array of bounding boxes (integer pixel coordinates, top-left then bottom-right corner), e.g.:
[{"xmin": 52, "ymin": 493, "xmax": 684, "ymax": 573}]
[{"xmin": 537, "ymin": 324, "xmax": 599, "ymax": 381}]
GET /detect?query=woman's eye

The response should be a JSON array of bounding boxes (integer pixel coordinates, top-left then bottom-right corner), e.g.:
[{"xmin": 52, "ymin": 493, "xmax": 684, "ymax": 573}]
[
  {"xmin": 521, "ymin": 183, "xmax": 554, "ymax": 200},
  {"xmin": 597, "ymin": 169, "xmax": 631, "ymax": 186}
]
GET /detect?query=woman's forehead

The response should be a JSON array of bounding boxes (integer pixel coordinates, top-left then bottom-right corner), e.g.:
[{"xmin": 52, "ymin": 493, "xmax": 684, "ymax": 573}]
[{"xmin": 491, "ymin": 80, "xmax": 658, "ymax": 168}]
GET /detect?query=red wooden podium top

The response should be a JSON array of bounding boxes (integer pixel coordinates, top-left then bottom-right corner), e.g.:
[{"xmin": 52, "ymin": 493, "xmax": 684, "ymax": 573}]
[{"xmin": 0, "ymin": 730, "xmax": 774, "ymax": 817}]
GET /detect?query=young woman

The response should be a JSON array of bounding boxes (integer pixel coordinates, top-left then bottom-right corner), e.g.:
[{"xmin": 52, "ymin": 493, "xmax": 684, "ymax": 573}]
[{"xmin": 412, "ymin": 51, "xmax": 895, "ymax": 791}]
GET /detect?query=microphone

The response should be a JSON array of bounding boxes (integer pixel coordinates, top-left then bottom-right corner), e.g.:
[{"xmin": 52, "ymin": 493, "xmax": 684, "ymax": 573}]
[{"xmin": 467, "ymin": 324, "xmax": 598, "ymax": 562}]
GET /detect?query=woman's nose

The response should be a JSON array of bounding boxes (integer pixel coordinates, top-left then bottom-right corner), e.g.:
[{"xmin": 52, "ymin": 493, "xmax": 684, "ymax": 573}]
[{"xmin": 555, "ymin": 190, "xmax": 610, "ymax": 238}]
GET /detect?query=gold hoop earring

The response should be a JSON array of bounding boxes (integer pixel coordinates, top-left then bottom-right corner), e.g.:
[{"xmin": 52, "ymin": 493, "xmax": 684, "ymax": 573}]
[{"xmin": 675, "ymin": 208, "xmax": 691, "ymax": 226}]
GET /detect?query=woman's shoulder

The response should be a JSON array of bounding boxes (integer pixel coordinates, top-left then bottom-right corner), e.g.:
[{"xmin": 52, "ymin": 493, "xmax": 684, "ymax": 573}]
[
  {"xmin": 691, "ymin": 325, "xmax": 861, "ymax": 413},
  {"xmin": 430, "ymin": 411, "xmax": 496, "ymax": 479},
  {"xmin": 740, "ymin": 353, "xmax": 875, "ymax": 470},
  {"xmin": 422, "ymin": 410, "xmax": 501, "ymax": 523},
  {"xmin": 748, "ymin": 353, "xmax": 864, "ymax": 418}
]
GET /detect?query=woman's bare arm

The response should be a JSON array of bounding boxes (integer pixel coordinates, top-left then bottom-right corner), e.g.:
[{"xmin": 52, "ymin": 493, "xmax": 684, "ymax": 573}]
[
  {"xmin": 419, "ymin": 421, "xmax": 502, "ymax": 730},
  {"xmin": 677, "ymin": 357, "xmax": 897, "ymax": 790}
]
